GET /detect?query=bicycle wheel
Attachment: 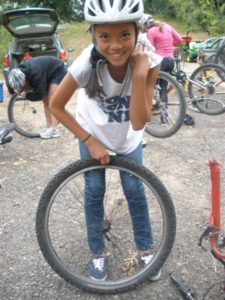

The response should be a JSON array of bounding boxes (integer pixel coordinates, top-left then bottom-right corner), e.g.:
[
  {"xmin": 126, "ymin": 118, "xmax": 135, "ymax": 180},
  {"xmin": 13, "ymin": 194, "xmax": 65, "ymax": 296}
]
[
  {"xmin": 36, "ymin": 156, "xmax": 176, "ymax": 294},
  {"xmin": 215, "ymin": 44, "xmax": 225, "ymax": 80},
  {"xmin": 145, "ymin": 71, "xmax": 186, "ymax": 138},
  {"xmin": 7, "ymin": 94, "xmax": 45, "ymax": 138},
  {"xmin": 188, "ymin": 63, "xmax": 225, "ymax": 115}
]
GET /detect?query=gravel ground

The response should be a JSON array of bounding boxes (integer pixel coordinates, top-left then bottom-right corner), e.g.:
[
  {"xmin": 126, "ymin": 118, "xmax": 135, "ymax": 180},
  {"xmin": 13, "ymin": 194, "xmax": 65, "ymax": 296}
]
[{"xmin": 1, "ymin": 63, "xmax": 225, "ymax": 299}]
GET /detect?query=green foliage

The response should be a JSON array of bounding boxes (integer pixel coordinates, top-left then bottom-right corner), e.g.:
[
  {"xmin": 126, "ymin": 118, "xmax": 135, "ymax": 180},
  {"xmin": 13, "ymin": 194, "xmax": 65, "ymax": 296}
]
[
  {"xmin": 0, "ymin": 0, "xmax": 84, "ymax": 22},
  {"xmin": 144, "ymin": 0, "xmax": 225, "ymax": 35}
]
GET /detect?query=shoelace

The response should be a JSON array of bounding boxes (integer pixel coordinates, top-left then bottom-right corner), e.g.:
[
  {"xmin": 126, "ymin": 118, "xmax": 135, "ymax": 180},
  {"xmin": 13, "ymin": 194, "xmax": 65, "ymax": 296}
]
[{"xmin": 93, "ymin": 257, "xmax": 105, "ymax": 272}]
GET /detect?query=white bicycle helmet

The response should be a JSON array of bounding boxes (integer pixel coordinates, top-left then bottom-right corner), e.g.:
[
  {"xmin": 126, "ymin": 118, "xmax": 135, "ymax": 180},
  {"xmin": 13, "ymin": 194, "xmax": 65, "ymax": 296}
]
[
  {"xmin": 8, "ymin": 68, "xmax": 26, "ymax": 92},
  {"xmin": 84, "ymin": 0, "xmax": 144, "ymax": 24},
  {"xmin": 138, "ymin": 13, "xmax": 154, "ymax": 30}
]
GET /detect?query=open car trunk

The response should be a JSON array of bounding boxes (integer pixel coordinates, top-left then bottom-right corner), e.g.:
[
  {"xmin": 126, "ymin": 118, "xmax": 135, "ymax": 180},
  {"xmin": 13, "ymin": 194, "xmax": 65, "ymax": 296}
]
[{"xmin": 9, "ymin": 36, "xmax": 59, "ymax": 67}]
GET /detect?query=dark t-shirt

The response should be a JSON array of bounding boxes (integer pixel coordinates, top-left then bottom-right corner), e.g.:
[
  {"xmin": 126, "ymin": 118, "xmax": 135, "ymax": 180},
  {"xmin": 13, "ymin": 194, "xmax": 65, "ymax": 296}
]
[{"xmin": 18, "ymin": 56, "xmax": 67, "ymax": 101}]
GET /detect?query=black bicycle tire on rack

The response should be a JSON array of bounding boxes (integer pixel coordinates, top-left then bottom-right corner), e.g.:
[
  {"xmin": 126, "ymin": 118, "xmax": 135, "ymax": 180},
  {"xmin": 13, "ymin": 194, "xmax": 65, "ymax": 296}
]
[
  {"xmin": 36, "ymin": 156, "xmax": 176, "ymax": 294},
  {"xmin": 188, "ymin": 63, "xmax": 225, "ymax": 115},
  {"xmin": 7, "ymin": 94, "xmax": 42, "ymax": 138},
  {"xmin": 145, "ymin": 71, "xmax": 186, "ymax": 139}
]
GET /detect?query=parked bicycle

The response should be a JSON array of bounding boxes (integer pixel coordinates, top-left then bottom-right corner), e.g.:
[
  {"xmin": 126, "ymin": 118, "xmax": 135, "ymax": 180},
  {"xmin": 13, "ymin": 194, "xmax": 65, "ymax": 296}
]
[
  {"xmin": 0, "ymin": 123, "xmax": 15, "ymax": 145},
  {"xmin": 172, "ymin": 52, "xmax": 225, "ymax": 116},
  {"xmin": 145, "ymin": 70, "xmax": 186, "ymax": 139},
  {"xmin": 36, "ymin": 155, "xmax": 176, "ymax": 294}
]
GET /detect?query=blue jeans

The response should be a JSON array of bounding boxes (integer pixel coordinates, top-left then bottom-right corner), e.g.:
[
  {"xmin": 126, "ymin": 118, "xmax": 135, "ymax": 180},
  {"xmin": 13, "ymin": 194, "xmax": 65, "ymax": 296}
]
[
  {"xmin": 79, "ymin": 141, "xmax": 154, "ymax": 254},
  {"xmin": 159, "ymin": 57, "xmax": 175, "ymax": 103}
]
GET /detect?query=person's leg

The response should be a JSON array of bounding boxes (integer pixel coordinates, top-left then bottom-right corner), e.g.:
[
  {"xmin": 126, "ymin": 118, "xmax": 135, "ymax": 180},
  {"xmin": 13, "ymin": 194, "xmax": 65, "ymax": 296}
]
[
  {"xmin": 159, "ymin": 58, "xmax": 175, "ymax": 103},
  {"xmin": 79, "ymin": 141, "xmax": 108, "ymax": 280},
  {"xmin": 118, "ymin": 143, "xmax": 154, "ymax": 252},
  {"xmin": 46, "ymin": 83, "xmax": 60, "ymax": 129},
  {"xmin": 118, "ymin": 144, "xmax": 161, "ymax": 281},
  {"xmin": 79, "ymin": 141, "xmax": 106, "ymax": 254},
  {"xmin": 40, "ymin": 84, "xmax": 61, "ymax": 138},
  {"xmin": 42, "ymin": 95, "xmax": 52, "ymax": 128}
]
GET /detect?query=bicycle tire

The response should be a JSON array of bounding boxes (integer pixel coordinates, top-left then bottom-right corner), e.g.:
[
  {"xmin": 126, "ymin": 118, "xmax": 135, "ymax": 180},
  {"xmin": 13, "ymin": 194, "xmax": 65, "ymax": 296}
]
[
  {"xmin": 7, "ymin": 94, "xmax": 45, "ymax": 138},
  {"xmin": 215, "ymin": 44, "xmax": 225, "ymax": 79},
  {"xmin": 145, "ymin": 71, "xmax": 186, "ymax": 138},
  {"xmin": 188, "ymin": 63, "xmax": 225, "ymax": 115},
  {"xmin": 36, "ymin": 156, "xmax": 176, "ymax": 294}
]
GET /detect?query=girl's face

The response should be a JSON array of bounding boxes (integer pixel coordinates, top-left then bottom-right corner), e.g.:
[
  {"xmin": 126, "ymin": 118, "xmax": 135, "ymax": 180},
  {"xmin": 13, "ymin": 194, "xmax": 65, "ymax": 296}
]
[{"xmin": 94, "ymin": 22, "xmax": 136, "ymax": 69}]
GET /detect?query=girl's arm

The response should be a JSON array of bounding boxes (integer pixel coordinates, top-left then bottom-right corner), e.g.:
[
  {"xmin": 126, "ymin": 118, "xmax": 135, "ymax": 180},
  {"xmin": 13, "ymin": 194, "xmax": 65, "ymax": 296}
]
[
  {"xmin": 50, "ymin": 72, "xmax": 110, "ymax": 165},
  {"xmin": 49, "ymin": 73, "xmax": 90, "ymax": 141},
  {"xmin": 130, "ymin": 44, "xmax": 160, "ymax": 130},
  {"xmin": 171, "ymin": 27, "xmax": 183, "ymax": 46}
]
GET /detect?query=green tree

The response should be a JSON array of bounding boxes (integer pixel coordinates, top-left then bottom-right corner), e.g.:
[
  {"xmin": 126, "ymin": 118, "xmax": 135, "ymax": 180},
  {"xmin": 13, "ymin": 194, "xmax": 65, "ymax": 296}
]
[
  {"xmin": 0, "ymin": 0, "xmax": 84, "ymax": 22},
  {"xmin": 144, "ymin": 0, "xmax": 225, "ymax": 34}
]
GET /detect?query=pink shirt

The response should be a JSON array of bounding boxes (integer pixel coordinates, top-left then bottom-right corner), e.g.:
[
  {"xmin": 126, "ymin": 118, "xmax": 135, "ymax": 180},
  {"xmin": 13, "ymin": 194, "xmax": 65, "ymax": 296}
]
[{"xmin": 147, "ymin": 24, "xmax": 182, "ymax": 58}]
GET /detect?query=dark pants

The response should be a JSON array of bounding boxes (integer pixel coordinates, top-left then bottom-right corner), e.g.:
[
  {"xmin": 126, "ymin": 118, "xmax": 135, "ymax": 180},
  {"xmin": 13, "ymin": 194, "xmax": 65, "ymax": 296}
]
[{"xmin": 159, "ymin": 57, "xmax": 175, "ymax": 102}]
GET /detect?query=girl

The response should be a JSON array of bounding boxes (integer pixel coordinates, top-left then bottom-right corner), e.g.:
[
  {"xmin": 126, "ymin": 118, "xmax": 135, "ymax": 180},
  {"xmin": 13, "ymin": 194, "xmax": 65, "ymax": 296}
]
[{"xmin": 50, "ymin": 0, "xmax": 162, "ymax": 281}]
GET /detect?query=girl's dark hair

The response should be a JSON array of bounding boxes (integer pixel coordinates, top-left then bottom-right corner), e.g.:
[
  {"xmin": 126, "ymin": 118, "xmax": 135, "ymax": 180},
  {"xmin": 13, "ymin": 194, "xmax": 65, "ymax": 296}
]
[{"xmin": 85, "ymin": 46, "xmax": 106, "ymax": 98}]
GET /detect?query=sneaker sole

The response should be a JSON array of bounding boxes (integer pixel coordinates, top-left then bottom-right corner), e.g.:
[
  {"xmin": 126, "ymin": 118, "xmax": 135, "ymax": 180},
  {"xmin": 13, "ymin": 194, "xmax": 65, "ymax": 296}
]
[
  {"xmin": 150, "ymin": 270, "xmax": 161, "ymax": 281},
  {"xmin": 40, "ymin": 134, "xmax": 61, "ymax": 139},
  {"xmin": 90, "ymin": 274, "xmax": 107, "ymax": 281}
]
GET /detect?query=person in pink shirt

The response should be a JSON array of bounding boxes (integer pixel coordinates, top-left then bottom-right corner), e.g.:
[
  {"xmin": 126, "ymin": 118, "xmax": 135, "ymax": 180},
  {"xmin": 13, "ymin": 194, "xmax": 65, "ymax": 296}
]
[
  {"xmin": 147, "ymin": 20, "xmax": 182, "ymax": 72},
  {"xmin": 147, "ymin": 19, "xmax": 195, "ymax": 125}
]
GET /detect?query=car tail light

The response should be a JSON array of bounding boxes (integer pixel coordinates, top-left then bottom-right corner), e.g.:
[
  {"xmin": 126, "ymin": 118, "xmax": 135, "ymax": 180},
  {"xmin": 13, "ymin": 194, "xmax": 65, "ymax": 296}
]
[
  {"xmin": 3, "ymin": 55, "xmax": 9, "ymax": 67},
  {"xmin": 59, "ymin": 50, "xmax": 68, "ymax": 61}
]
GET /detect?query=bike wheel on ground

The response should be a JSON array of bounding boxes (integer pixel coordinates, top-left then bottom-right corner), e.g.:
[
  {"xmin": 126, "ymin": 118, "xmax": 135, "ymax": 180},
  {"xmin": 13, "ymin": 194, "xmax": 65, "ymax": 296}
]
[
  {"xmin": 7, "ymin": 94, "xmax": 45, "ymax": 138},
  {"xmin": 188, "ymin": 63, "xmax": 225, "ymax": 115},
  {"xmin": 36, "ymin": 156, "xmax": 176, "ymax": 294},
  {"xmin": 145, "ymin": 71, "xmax": 186, "ymax": 139}
]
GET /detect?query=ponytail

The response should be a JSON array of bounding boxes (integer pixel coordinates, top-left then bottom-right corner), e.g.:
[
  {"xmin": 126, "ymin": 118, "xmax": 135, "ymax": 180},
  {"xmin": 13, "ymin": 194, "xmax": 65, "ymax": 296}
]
[{"xmin": 85, "ymin": 46, "xmax": 106, "ymax": 98}]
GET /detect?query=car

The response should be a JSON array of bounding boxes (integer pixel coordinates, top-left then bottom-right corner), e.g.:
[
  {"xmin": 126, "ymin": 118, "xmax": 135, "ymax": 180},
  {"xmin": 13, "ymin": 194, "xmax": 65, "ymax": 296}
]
[
  {"xmin": 197, "ymin": 36, "xmax": 225, "ymax": 63},
  {"xmin": 2, "ymin": 7, "xmax": 74, "ymax": 94}
]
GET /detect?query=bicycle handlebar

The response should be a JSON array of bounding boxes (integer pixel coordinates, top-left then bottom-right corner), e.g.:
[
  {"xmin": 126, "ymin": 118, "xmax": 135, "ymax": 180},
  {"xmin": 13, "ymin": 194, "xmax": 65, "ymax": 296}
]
[{"xmin": 0, "ymin": 123, "xmax": 15, "ymax": 145}]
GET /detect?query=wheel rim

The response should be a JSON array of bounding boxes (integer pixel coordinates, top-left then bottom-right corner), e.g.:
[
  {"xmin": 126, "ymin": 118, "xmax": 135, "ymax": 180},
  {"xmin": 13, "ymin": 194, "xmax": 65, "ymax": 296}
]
[
  {"xmin": 8, "ymin": 95, "xmax": 44, "ymax": 138},
  {"xmin": 145, "ymin": 72, "xmax": 186, "ymax": 138},
  {"xmin": 36, "ymin": 158, "xmax": 176, "ymax": 293}
]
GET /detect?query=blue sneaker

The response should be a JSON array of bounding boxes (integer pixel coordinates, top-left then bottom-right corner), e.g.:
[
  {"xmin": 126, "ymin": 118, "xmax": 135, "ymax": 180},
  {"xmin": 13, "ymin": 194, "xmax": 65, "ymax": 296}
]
[
  {"xmin": 90, "ymin": 256, "xmax": 107, "ymax": 281},
  {"xmin": 139, "ymin": 253, "xmax": 161, "ymax": 281}
]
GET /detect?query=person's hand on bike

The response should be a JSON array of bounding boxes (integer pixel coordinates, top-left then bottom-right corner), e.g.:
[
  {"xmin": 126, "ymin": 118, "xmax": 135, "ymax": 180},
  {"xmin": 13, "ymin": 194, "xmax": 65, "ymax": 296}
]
[{"xmin": 85, "ymin": 136, "xmax": 110, "ymax": 165}]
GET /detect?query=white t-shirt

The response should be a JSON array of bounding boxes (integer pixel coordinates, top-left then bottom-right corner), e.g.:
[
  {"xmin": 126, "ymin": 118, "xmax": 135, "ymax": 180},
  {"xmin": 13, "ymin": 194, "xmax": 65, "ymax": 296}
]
[{"xmin": 69, "ymin": 44, "xmax": 162, "ymax": 154}]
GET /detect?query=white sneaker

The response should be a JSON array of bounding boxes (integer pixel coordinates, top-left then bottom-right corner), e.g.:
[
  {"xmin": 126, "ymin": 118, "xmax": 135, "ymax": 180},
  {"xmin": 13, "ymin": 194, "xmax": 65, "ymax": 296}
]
[
  {"xmin": 139, "ymin": 253, "xmax": 161, "ymax": 281},
  {"xmin": 40, "ymin": 128, "xmax": 61, "ymax": 139}
]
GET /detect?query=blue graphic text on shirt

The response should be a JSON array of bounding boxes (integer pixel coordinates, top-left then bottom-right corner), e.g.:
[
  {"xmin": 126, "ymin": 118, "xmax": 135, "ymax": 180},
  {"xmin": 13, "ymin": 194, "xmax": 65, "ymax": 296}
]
[{"xmin": 95, "ymin": 95, "xmax": 130, "ymax": 123}]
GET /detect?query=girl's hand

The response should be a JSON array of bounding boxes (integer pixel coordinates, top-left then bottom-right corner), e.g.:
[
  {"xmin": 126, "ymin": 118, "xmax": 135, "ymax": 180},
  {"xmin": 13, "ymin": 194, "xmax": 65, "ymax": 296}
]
[
  {"xmin": 130, "ymin": 43, "xmax": 152, "ymax": 77},
  {"xmin": 85, "ymin": 136, "xmax": 110, "ymax": 165}
]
